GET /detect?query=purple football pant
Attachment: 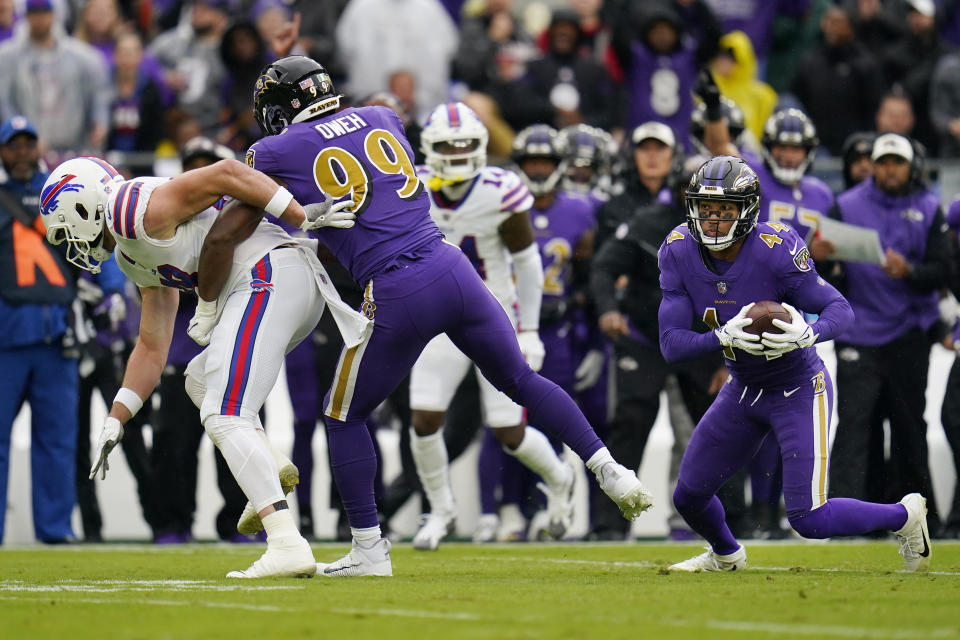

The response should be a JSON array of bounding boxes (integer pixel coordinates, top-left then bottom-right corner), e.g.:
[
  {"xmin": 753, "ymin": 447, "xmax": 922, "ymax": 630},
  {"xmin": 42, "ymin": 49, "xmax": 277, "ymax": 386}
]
[
  {"xmin": 285, "ymin": 336, "xmax": 322, "ymax": 504},
  {"xmin": 674, "ymin": 368, "xmax": 907, "ymax": 555},
  {"xmin": 323, "ymin": 241, "xmax": 603, "ymax": 529}
]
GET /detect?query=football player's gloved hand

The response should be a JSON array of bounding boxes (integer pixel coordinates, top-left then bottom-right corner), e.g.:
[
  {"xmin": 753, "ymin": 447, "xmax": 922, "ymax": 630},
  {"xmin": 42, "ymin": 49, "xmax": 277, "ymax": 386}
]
[
  {"xmin": 695, "ymin": 69, "xmax": 722, "ymax": 121},
  {"xmin": 89, "ymin": 416, "xmax": 124, "ymax": 480},
  {"xmin": 300, "ymin": 199, "xmax": 356, "ymax": 231},
  {"xmin": 761, "ymin": 302, "xmax": 818, "ymax": 356},
  {"xmin": 715, "ymin": 302, "xmax": 764, "ymax": 356},
  {"xmin": 574, "ymin": 349, "xmax": 605, "ymax": 391},
  {"xmin": 517, "ymin": 330, "xmax": 546, "ymax": 372},
  {"xmin": 188, "ymin": 297, "xmax": 217, "ymax": 346}
]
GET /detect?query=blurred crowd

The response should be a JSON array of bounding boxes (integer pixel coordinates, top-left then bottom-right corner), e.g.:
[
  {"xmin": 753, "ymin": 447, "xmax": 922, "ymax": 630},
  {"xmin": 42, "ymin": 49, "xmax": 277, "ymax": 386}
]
[{"xmin": 4, "ymin": 0, "xmax": 960, "ymax": 545}]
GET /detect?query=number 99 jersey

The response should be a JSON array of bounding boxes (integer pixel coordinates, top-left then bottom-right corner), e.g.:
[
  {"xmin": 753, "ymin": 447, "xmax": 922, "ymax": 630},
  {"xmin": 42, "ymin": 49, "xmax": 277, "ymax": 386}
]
[{"xmin": 246, "ymin": 105, "xmax": 442, "ymax": 286}]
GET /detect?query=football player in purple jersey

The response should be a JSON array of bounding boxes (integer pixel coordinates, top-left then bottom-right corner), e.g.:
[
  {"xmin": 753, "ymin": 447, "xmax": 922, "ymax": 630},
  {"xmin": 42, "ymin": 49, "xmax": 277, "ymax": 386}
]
[
  {"xmin": 658, "ymin": 155, "xmax": 931, "ymax": 572},
  {"xmin": 223, "ymin": 56, "xmax": 654, "ymax": 576}
]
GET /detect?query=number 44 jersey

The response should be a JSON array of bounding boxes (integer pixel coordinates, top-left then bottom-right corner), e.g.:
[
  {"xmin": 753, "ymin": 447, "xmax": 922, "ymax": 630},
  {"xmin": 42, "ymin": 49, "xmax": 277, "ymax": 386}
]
[
  {"xmin": 247, "ymin": 105, "xmax": 443, "ymax": 286},
  {"xmin": 418, "ymin": 165, "xmax": 534, "ymax": 314}
]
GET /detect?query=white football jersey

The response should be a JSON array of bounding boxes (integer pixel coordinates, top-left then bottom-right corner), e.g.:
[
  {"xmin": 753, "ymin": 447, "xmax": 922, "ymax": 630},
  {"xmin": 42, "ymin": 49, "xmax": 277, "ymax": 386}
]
[
  {"xmin": 106, "ymin": 177, "xmax": 293, "ymax": 304},
  {"xmin": 420, "ymin": 166, "xmax": 534, "ymax": 311}
]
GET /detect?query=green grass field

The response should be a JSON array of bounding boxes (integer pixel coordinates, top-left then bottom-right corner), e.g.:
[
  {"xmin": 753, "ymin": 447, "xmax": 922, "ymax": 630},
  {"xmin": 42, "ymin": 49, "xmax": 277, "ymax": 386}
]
[{"xmin": 1, "ymin": 541, "xmax": 958, "ymax": 640}]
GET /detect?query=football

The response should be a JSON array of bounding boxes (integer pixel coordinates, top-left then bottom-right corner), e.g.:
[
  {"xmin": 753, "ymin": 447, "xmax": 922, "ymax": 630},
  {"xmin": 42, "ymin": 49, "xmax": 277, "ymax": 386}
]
[{"xmin": 744, "ymin": 300, "xmax": 790, "ymax": 336}]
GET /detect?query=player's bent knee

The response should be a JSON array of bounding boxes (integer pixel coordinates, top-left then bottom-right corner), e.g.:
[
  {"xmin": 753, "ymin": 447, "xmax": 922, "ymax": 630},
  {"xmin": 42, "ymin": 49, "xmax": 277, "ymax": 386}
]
[
  {"xmin": 184, "ymin": 371, "xmax": 205, "ymax": 409},
  {"xmin": 203, "ymin": 413, "xmax": 259, "ymax": 447},
  {"xmin": 673, "ymin": 482, "xmax": 710, "ymax": 515},
  {"xmin": 787, "ymin": 510, "xmax": 829, "ymax": 539},
  {"xmin": 411, "ymin": 410, "xmax": 445, "ymax": 435}
]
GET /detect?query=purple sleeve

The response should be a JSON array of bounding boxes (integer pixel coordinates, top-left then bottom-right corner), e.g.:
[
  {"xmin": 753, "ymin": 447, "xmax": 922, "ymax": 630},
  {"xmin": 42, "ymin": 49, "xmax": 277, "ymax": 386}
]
[
  {"xmin": 657, "ymin": 244, "xmax": 721, "ymax": 362},
  {"xmin": 784, "ymin": 265, "xmax": 854, "ymax": 343}
]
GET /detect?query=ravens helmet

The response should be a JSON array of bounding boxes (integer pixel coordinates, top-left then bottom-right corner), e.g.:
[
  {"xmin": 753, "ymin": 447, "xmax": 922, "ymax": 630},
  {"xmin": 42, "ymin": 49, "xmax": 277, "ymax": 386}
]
[
  {"xmin": 511, "ymin": 124, "xmax": 568, "ymax": 197},
  {"xmin": 557, "ymin": 124, "xmax": 613, "ymax": 194},
  {"xmin": 253, "ymin": 56, "xmax": 341, "ymax": 136},
  {"xmin": 684, "ymin": 155, "xmax": 761, "ymax": 252},
  {"xmin": 760, "ymin": 108, "xmax": 818, "ymax": 185}
]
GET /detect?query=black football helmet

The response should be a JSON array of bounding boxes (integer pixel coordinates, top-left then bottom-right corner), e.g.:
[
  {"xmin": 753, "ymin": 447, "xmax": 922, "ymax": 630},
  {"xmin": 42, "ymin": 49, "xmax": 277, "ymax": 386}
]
[
  {"xmin": 760, "ymin": 108, "xmax": 818, "ymax": 185},
  {"xmin": 511, "ymin": 124, "xmax": 568, "ymax": 196},
  {"xmin": 253, "ymin": 56, "xmax": 341, "ymax": 136},
  {"xmin": 684, "ymin": 155, "xmax": 761, "ymax": 252}
]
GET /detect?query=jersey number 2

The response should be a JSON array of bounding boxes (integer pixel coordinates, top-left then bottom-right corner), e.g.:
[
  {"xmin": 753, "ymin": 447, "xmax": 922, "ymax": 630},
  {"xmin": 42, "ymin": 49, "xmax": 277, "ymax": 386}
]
[{"xmin": 311, "ymin": 128, "xmax": 422, "ymax": 214}]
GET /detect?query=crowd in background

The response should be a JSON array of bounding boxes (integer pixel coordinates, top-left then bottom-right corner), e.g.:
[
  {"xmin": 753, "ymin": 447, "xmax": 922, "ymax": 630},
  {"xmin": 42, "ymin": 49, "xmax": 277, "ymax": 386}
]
[{"xmin": 4, "ymin": 0, "xmax": 960, "ymax": 545}]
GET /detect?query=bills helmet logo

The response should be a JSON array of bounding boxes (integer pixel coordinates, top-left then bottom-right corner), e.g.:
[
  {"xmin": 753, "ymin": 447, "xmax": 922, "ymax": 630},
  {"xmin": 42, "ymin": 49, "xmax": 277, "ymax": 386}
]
[{"xmin": 40, "ymin": 174, "xmax": 83, "ymax": 215}]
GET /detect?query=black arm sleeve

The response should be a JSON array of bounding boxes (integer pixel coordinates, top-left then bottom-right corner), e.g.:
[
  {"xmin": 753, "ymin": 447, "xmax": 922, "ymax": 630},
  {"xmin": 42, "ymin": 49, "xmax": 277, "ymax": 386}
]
[
  {"xmin": 906, "ymin": 207, "xmax": 952, "ymax": 292},
  {"xmin": 589, "ymin": 236, "xmax": 642, "ymax": 316}
]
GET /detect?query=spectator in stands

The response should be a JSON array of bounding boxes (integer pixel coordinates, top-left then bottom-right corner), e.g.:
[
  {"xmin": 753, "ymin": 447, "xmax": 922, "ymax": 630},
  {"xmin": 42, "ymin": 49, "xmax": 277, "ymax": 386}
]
[
  {"xmin": 791, "ymin": 4, "xmax": 883, "ymax": 154},
  {"xmin": 218, "ymin": 21, "xmax": 267, "ymax": 152},
  {"xmin": 148, "ymin": 0, "xmax": 228, "ymax": 136},
  {"xmin": 710, "ymin": 30, "xmax": 777, "ymax": 140},
  {"xmin": 879, "ymin": 0, "xmax": 947, "ymax": 154},
  {"xmin": 0, "ymin": 116, "xmax": 78, "ymax": 543},
  {"xmin": 273, "ymin": 0, "xmax": 348, "ymax": 80},
  {"xmin": 929, "ymin": 48, "xmax": 960, "ymax": 158},
  {"xmin": 700, "ymin": 0, "xmax": 810, "ymax": 74},
  {"xmin": 74, "ymin": 0, "xmax": 121, "ymax": 64},
  {"xmin": 454, "ymin": 0, "xmax": 535, "ymax": 96},
  {"xmin": 0, "ymin": 0, "xmax": 17, "ymax": 43},
  {"xmin": 335, "ymin": 0, "xmax": 457, "ymax": 123},
  {"xmin": 847, "ymin": 0, "xmax": 905, "ymax": 62},
  {"xmin": 826, "ymin": 133, "xmax": 949, "ymax": 534},
  {"xmin": 502, "ymin": 10, "xmax": 618, "ymax": 131},
  {"xmin": 107, "ymin": 31, "xmax": 164, "ymax": 155},
  {"xmin": 611, "ymin": 1, "xmax": 718, "ymax": 149},
  {"xmin": 0, "ymin": 0, "xmax": 110, "ymax": 154},
  {"xmin": 875, "ymin": 90, "xmax": 916, "ymax": 138}
]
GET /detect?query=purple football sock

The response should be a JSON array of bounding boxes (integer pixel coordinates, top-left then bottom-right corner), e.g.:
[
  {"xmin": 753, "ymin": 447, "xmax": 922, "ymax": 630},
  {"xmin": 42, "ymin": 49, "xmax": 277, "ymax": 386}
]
[
  {"xmin": 674, "ymin": 483, "xmax": 740, "ymax": 556},
  {"xmin": 515, "ymin": 372, "xmax": 603, "ymax": 461},
  {"xmin": 789, "ymin": 498, "xmax": 908, "ymax": 539},
  {"xmin": 291, "ymin": 419, "xmax": 315, "ymax": 504},
  {"xmin": 478, "ymin": 429, "xmax": 504, "ymax": 515},
  {"xmin": 325, "ymin": 416, "xmax": 380, "ymax": 529}
]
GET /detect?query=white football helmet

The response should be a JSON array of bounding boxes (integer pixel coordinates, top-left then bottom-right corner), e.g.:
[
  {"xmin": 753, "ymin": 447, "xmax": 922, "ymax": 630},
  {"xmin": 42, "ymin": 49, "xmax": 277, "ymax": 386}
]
[
  {"xmin": 40, "ymin": 157, "xmax": 123, "ymax": 273},
  {"xmin": 421, "ymin": 102, "xmax": 489, "ymax": 184}
]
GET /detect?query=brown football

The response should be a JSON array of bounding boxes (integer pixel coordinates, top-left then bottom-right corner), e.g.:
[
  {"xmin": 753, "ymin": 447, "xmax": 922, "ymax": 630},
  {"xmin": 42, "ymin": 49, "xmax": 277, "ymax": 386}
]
[{"xmin": 744, "ymin": 301, "xmax": 790, "ymax": 336}]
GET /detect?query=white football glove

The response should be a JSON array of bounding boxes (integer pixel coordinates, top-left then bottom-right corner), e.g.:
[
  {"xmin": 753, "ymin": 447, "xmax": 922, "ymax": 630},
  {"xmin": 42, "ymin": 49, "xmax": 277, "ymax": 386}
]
[
  {"xmin": 89, "ymin": 416, "xmax": 124, "ymax": 480},
  {"xmin": 574, "ymin": 349, "xmax": 605, "ymax": 391},
  {"xmin": 300, "ymin": 199, "xmax": 356, "ymax": 231},
  {"xmin": 715, "ymin": 302, "xmax": 764, "ymax": 356},
  {"xmin": 761, "ymin": 302, "xmax": 818, "ymax": 356},
  {"xmin": 188, "ymin": 297, "xmax": 217, "ymax": 346},
  {"xmin": 517, "ymin": 330, "xmax": 546, "ymax": 371}
]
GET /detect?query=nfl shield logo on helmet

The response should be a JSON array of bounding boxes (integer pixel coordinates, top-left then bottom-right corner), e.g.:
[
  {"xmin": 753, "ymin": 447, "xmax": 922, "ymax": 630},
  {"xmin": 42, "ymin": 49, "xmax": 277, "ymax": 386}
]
[{"xmin": 717, "ymin": 281, "xmax": 727, "ymax": 294}]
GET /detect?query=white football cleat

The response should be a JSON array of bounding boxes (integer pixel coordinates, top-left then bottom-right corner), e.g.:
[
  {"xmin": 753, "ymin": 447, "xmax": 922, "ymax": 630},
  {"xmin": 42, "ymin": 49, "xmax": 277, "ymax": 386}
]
[
  {"xmin": 225, "ymin": 534, "xmax": 315, "ymax": 578},
  {"xmin": 595, "ymin": 462, "xmax": 653, "ymax": 520},
  {"xmin": 412, "ymin": 509, "xmax": 456, "ymax": 551},
  {"xmin": 496, "ymin": 504, "xmax": 527, "ymax": 542},
  {"xmin": 538, "ymin": 462, "xmax": 575, "ymax": 539},
  {"xmin": 669, "ymin": 545, "xmax": 746, "ymax": 572},
  {"xmin": 237, "ymin": 461, "xmax": 300, "ymax": 536},
  {"xmin": 473, "ymin": 514, "xmax": 499, "ymax": 543},
  {"xmin": 316, "ymin": 539, "xmax": 393, "ymax": 577},
  {"xmin": 895, "ymin": 493, "xmax": 931, "ymax": 572}
]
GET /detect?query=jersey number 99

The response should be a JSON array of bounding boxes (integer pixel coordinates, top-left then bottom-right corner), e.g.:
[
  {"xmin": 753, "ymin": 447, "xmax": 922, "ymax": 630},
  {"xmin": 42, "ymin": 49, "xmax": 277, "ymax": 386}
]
[{"xmin": 312, "ymin": 128, "xmax": 422, "ymax": 215}]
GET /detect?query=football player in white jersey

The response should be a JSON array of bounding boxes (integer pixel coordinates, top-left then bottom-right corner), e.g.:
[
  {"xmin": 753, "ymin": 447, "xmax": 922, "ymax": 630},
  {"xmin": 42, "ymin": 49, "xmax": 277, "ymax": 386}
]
[
  {"xmin": 39, "ymin": 156, "xmax": 366, "ymax": 578},
  {"xmin": 407, "ymin": 102, "xmax": 575, "ymax": 550}
]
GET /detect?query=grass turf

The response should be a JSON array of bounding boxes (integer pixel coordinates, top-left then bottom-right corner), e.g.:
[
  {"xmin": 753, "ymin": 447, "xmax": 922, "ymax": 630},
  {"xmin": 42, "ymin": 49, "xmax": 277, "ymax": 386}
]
[{"xmin": 0, "ymin": 541, "xmax": 958, "ymax": 640}]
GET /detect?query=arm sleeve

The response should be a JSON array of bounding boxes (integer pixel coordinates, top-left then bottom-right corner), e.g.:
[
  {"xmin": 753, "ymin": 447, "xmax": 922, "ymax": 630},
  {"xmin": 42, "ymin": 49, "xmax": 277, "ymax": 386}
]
[
  {"xmin": 657, "ymin": 247, "xmax": 722, "ymax": 362},
  {"xmin": 905, "ymin": 207, "xmax": 951, "ymax": 292},
  {"xmin": 511, "ymin": 242, "xmax": 544, "ymax": 332},
  {"xmin": 589, "ymin": 236, "xmax": 640, "ymax": 316}
]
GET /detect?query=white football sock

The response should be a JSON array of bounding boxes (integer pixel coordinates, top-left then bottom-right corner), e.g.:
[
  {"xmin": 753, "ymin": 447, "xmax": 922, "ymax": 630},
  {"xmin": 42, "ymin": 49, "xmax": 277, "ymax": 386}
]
[
  {"xmin": 205, "ymin": 415, "xmax": 283, "ymax": 513},
  {"xmin": 261, "ymin": 509, "xmax": 299, "ymax": 540},
  {"xmin": 352, "ymin": 526, "xmax": 382, "ymax": 547},
  {"xmin": 409, "ymin": 427, "xmax": 455, "ymax": 513},
  {"xmin": 584, "ymin": 446, "xmax": 616, "ymax": 474},
  {"xmin": 506, "ymin": 426, "xmax": 568, "ymax": 487}
]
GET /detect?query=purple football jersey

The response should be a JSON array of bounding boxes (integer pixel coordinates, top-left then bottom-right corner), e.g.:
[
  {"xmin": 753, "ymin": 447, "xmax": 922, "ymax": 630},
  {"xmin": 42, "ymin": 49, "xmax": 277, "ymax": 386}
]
[
  {"xmin": 533, "ymin": 192, "xmax": 596, "ymax": 302},
  {"xmin": 658, "ymin": 221, "xmax": 850, "ymax": 388},
  {"xmin": 247, "ymin": 105, "xmax": 442, "ymax": 285},
  {"xmin": 625, "ymin": 43, "xmax": 698, "ymax": 151},
  {"xmin": 947, "ymin": 198, "xmax": 960, "ymax": 232},
  {"xmin": 743, "ymin": 151, "xmax": 833, "ymax": 241}
]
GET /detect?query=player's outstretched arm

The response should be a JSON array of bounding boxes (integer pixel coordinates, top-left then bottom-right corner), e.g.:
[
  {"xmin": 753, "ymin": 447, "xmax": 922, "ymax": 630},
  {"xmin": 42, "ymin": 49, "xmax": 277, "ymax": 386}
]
[
  {"xmin": 90, "ymin": 285, "xmax": 178, "ymax": 480},
  {"xmin": 501, "ymin": 211, "xmax": 546, "ymax": 369},
  {"xmin": 144, "ymin": 159, "xmax": 309, "ymax": 237}
]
